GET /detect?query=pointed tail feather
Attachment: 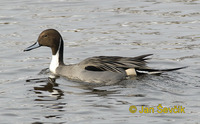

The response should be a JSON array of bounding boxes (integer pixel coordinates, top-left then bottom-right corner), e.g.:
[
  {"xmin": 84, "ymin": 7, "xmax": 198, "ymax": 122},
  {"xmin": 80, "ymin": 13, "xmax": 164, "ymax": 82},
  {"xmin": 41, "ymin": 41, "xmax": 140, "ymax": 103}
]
[{"xmin": 135, "ymin": 66, "xmax": 188, "ymax": 75}]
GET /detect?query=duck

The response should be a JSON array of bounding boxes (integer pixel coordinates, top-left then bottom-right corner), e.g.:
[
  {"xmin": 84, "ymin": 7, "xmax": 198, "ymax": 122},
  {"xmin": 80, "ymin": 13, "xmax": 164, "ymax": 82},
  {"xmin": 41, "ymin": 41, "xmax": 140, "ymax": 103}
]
[{"xmin": 24, "ymin": 29, "xmax": 186, "ymax": 85}]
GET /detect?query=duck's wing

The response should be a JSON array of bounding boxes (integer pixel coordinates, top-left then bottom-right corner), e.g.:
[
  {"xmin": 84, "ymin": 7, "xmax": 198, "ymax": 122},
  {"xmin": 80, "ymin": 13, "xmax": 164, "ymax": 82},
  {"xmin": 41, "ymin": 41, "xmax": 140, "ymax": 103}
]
[{"xmin": 79, "ymin": 54, "xmax": 152, "ymax": 72}]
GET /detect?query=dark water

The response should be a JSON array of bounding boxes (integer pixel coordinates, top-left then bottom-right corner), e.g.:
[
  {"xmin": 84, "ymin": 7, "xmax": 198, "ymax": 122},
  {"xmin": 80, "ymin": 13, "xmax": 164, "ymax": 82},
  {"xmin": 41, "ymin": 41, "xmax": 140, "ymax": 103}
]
[{"xmin": 0, "ymin": 0, "xmax": 200, "ymax": 123}]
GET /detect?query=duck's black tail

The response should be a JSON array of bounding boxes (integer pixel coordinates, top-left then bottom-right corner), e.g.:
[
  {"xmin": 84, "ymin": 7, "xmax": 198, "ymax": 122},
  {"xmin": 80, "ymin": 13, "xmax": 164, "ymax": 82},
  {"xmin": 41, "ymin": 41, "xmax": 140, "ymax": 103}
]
[{"xmin": 135, "ymin": 66, "xmax": 187, "ymax": 75}]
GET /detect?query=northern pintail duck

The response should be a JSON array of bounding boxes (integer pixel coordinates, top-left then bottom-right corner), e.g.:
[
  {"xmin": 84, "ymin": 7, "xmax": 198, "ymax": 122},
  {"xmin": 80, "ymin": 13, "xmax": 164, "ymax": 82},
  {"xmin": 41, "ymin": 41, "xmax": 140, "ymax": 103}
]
[{"xmin": 24, "ymin": 29, "xmax": 186, "ymax": 85}]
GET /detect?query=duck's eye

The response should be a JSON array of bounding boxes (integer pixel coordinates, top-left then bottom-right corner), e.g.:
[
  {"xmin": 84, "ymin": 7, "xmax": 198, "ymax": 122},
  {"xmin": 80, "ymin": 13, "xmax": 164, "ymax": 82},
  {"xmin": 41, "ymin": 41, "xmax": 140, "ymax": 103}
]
[{"xmin": 43, "ymin": 35, "xmax": 48, "ymax": 37}]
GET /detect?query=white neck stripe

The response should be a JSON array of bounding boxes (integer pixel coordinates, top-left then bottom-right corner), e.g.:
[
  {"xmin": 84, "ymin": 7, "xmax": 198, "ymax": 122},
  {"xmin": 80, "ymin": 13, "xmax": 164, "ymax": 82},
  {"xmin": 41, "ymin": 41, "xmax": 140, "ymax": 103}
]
[{"xmin": 49, "ymin": 38, "xmax": 61, "ymax": 74}]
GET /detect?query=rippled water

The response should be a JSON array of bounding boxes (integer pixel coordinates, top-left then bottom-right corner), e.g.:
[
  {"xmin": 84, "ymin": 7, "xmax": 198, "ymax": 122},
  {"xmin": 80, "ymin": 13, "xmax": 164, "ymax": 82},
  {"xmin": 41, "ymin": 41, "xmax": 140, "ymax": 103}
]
[{"xmin": 0, "ymin": 0, "xmax": 200, "ymax": 123}]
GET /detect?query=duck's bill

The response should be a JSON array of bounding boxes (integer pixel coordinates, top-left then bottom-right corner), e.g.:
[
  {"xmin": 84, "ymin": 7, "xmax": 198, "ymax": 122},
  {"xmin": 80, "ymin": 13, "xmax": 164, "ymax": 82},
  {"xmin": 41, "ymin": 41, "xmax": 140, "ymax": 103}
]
[{"xmin": 24, "ymin": 42, "xmax": 40, "ymax": 51}]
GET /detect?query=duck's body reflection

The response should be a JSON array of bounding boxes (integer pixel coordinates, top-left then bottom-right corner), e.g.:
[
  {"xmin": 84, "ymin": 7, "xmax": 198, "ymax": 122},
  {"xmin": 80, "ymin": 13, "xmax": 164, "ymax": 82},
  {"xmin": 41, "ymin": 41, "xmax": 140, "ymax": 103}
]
[
  {"xmin": 26, "ymin": 73, "xmax": 123, "ymax": 101},
  {"xmin": 26, "ymin": 75, "xmax": 64, "ymax": 101}
]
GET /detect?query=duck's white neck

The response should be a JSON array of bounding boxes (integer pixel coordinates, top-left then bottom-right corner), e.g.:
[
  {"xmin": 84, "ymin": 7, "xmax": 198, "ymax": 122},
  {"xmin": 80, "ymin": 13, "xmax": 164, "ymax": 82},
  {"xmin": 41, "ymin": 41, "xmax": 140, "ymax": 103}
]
[
  {"xmin": 49, "ymin": 38, "xmax": 64, "ymax": 74},
  {"xmin": 50, "ymin": 51, "xmax": 59, "ymax": 74}
]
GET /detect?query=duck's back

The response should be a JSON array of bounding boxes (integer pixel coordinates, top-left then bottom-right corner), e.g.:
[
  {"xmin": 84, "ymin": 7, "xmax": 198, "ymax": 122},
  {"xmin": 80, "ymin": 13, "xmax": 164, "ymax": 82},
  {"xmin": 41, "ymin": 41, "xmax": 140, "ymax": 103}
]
[{"xmin": 56, "ymin": 64, "xmax": 127, "ymax": 85}]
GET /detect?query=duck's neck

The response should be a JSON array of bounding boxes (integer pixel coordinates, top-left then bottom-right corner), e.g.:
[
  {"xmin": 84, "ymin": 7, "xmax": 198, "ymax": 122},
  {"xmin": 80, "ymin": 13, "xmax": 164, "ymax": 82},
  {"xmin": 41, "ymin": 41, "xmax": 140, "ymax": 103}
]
[{"xmin": 50, "ymin": 38, "xmax": 64, "ymax": 74}]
